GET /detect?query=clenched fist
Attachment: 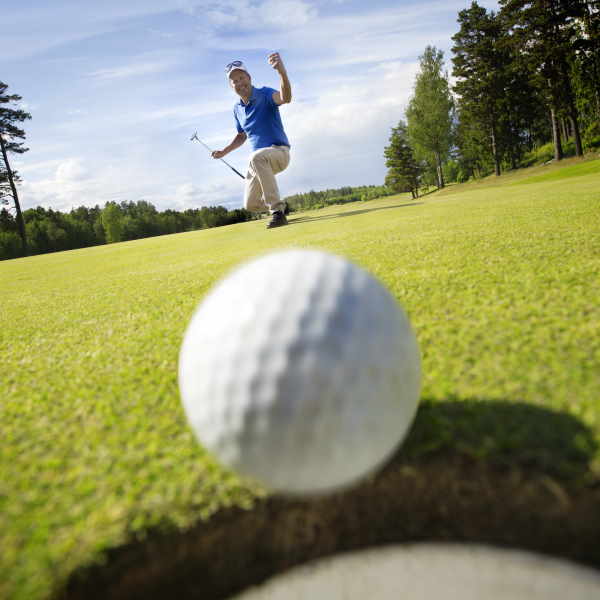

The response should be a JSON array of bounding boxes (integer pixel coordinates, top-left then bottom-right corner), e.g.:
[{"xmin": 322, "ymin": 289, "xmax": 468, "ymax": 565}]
[{"xmin": 268, "ymin": 52, "xmax": 286, "ymax": 74}]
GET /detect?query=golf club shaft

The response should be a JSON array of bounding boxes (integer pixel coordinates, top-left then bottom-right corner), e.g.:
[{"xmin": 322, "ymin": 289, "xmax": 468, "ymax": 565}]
[{"xmin": 191, "ymin": 133, "xmax": 245, "ymax": 179}]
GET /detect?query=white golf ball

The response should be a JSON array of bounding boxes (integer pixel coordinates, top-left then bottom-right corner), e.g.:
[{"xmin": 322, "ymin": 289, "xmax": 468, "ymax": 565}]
[{"xmin": 179, "ymin": 249, "xmax": 420, "ymax": 495}]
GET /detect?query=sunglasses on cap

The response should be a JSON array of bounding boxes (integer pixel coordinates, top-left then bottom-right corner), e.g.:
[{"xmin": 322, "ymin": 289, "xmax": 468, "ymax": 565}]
[{"xmin": 226, "ymin": 60, "xmax": 243, "ymax": 71}]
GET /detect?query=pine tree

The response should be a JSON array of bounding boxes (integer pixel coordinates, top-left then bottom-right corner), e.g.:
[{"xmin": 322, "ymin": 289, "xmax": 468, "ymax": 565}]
[
  {"xmin": 0, "ymin": 82, "xmax": 31, "ymax": 255},
  {"xmin": 452, "ymin": 3, "xmax": 505, "ymax": 175},
  {"xmin": 571, "ymin": 1, "xmax": 600, "ymax": 147},
  {"xmin": 384, "ymin": 121, "xmax": 421, "ymax": 199},
  {"xmin": 500, "ymin": 29, "xmax": 550, "ymax": 162},
  {"xmin": 499, "ymin": 0, "xmax": 586, "ymax": 160},
  {"xmin": 451, "ymin": 3, "xmax": 536, "ymax": 175},
  {"xmin": 405, "ymin": 46, "xmax": 454, "ymax": 188}
]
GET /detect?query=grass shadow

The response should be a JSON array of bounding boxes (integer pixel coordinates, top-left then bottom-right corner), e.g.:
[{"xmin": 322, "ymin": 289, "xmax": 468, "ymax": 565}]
[
  {"xmin": 399, "ymin": 398, "xmax": 598, "ymax": 481},
  {"xmin": 60, "ymin": 398, "xmax": 600, "ymax": 600},
  {"xmin": 287, "ymin": 201, "xmax": 423, "ymax": 225}
]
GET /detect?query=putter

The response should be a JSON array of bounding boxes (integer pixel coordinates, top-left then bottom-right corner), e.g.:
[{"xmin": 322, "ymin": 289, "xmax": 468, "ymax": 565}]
[{"xmin": 190, "ymin": 132, "xmax": 245, "ymax": 179}]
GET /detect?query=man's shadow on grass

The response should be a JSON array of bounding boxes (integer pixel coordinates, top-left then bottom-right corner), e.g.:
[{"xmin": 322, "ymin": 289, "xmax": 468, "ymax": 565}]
[
  {"xmin": 62, "ymin": 398, "xmax": 600, "ymax": 600},
  {"xmin": 287, "ymin": 201, "xmax": 423, "ymax": 225}
]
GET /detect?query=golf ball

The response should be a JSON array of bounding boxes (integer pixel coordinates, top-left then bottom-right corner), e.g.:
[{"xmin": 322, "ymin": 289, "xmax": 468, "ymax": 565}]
[{"xmin": 179, "ymin": 249, "xmax": 420, "ymax": 495}]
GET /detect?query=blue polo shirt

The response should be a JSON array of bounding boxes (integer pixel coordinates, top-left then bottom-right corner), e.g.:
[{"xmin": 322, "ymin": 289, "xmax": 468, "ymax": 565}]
[{"xmin": 234, "ymin": 86, "xmax": 290, "ymax": 151}]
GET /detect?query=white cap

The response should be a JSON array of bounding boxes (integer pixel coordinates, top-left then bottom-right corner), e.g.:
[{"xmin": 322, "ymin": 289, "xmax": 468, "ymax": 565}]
[{"xmin": 225, "ymin": 60, "xmax": 250, "ymax": 78}]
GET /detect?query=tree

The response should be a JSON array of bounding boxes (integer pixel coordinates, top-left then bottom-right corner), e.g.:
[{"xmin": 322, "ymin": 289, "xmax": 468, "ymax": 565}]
[
  {"xmin": 384, "ymin": 120, "xmax": 422, "ymax": 198},
  {"xmin": 101, "ymin": 202, "xmax": 124, "ymax": 243},
  {"xmin": 0, "ymin": 82, "xmax": 31, "ymax": 255},
  {"xmin": 454, "ymin": 111, "xmax": 492, "ymax": 179},
  {"xmin": 405, "ymin": 46, "xmax": 455, "ymax": 188},
  {"xmin": 0, "ymin": 200, "xmax": 257, "ymax": 260},
  {"xmin": 499, "ymin": 0, "xmax": 586, "ymax": 160},
  {"xmin": 571, "ymin": 1, "xmax": 600, "ymax": 149},
  {"xmin": 452, "ymin": 3, "xmax": 516, "ymax": 176}
]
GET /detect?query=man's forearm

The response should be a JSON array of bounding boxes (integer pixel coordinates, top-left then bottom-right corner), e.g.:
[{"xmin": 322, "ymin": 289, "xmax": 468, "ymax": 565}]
[
  {"xmin": 278, "ymin": 69, "xmax": 292, "ymax": 103},
  {"xmin": 223, "ymin": 132, "xmax": 247, "ymax": 155}
]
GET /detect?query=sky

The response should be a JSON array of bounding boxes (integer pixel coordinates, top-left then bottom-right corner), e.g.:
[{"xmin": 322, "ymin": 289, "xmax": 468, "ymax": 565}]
[{"xmin": 2, "ymin": 0, "xmax": 499, "ymax": 213}]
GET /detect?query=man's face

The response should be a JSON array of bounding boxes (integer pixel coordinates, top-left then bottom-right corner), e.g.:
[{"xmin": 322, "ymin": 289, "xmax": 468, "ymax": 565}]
[{"xmin": 229, "ymin": 70, "xmax": 252, "ymax": 99}]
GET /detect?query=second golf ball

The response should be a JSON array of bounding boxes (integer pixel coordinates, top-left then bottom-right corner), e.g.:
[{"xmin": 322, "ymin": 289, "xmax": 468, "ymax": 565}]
[{"xmin": 179, "ymin": 249, "xmax": 421, "ymax": 495}]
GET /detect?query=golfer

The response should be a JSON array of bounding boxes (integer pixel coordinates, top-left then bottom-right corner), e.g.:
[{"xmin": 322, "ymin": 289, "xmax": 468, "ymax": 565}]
[{"xmin": 213, "ymin": 53, "xmax": 292, "ymax": 228}]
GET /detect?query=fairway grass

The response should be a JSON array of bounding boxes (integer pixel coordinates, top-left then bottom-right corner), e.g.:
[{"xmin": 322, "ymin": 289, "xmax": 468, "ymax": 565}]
[{"xmin": 1, "ymin": 158, "xmax": 600, "ymax": 599}]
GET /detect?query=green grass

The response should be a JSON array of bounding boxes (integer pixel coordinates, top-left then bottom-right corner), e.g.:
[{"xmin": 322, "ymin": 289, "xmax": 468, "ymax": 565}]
[
  {"xmin": 439, "ymin": 153, "xmax": 600, "ymax": 192},
  {"xmin": 514, "ymin": 157, "xmax": 600, "ymax": 184},
  {"xmin": 2, "ymin": 157, "xmax": 600, "ymax": 599}
]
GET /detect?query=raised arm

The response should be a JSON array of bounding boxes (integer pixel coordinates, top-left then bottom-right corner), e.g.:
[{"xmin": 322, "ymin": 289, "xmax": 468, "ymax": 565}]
[{"xmin": 268, "ymin": 53, "xmax": 292, "ymax": 105}]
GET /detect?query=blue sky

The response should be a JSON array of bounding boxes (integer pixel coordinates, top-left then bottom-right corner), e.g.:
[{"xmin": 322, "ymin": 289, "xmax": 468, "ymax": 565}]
[{"xmin": 3, "ymin": 0, "xmax": 498, "ymax": 212}]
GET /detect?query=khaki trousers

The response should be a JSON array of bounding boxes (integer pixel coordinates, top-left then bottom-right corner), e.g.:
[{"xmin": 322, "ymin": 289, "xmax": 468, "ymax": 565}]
[{"xmin": 244, "ymin": 145, "xmax": 290, "ymax": 214}]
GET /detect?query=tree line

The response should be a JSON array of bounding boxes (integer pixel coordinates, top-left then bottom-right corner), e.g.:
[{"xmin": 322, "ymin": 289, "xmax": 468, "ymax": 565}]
[
  {"xmin": 0, "ymin": 202, "xmax": 254, "ymax": 260},
  {"xmin": 385, "ymin": 0, "xmax": 600, "ymax": 194},
  {"xmin": 0, "ymin": 185, "xmax": 392, "ymax": 260},
  {"xmin": 283, "ymin": 185, "xmax": 394, "ymax": 212}
]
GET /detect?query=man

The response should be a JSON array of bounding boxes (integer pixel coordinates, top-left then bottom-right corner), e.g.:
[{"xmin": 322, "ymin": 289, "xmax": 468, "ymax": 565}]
[{"xmin": 212, "ymin": 53, "xmax": 292, "ymax": 229}]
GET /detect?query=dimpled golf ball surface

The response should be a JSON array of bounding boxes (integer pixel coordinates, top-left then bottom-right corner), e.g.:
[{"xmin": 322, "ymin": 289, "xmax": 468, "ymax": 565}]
[{"xmin": 179, "ymin": 249, "xmax": 420, "ymax": 495}]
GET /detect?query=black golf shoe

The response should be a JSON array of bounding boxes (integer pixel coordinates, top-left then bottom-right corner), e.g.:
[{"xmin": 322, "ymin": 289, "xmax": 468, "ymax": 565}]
[{"xmin": 267, "ymin": 211, "xmax": 288, "ymax": 229}]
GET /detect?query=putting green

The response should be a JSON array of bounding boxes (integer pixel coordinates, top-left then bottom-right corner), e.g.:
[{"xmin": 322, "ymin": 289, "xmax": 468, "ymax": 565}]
[{"xmin": 1, "ymin": 157, "xmax": 599, "ymax": 599}]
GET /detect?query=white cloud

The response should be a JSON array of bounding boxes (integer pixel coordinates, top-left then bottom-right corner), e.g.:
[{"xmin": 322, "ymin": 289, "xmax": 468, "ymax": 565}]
[
  {"xmin": 138, "ymin": 99, "xmax": 230, "ymax": 124},
  {"xmin": 21, "ymin": 158, "xmax": 96, "ymax": 211},
  {"xmin": 279, "ymin": 60, "xmax": 420, "ymax": 193},
  {"xmin": 194, "ymin": 1, "xmax": 456, "ymax": 63},
  {"xmin": 14, "ymin": 158, "xmax": 64, "ymax": 176},
  {"xmin": 198, "ymin": 0, "xmax": 318, "ymax": 31},
  {"xmin": 204, "ymin": 9, "xmax": 238, "ymax": 27},
  {"xmin": 1, "ymin": 1, "xmax": 277, "ymax": 62},
  {"xmin": 256, "ymin": 0, "xmax": 317, "ymax": 28},
  {"xmin": 88, "ymin": 60, "xmax": 177, "ymax": 82},
  {"xmin": 56, "ymin": 158, "xmax": 88, "ymax": 183},
  {"xmin": 20, "ymin": 158, "xmax": 142, "ymax": 211},
  {"xmin": 172, "ymin": 180, "xmax": 242, "ymax": 209},
  {"xmin": 0, "ymin": 2, "xmax": 184, "ymax": 62},
  {"xmin": 173, "ymin": 182, "xmax": 204, "ymax": 207},
  {"xmin": 19, "ymin": 153, "xmax": 245, "ymax": 213}
]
